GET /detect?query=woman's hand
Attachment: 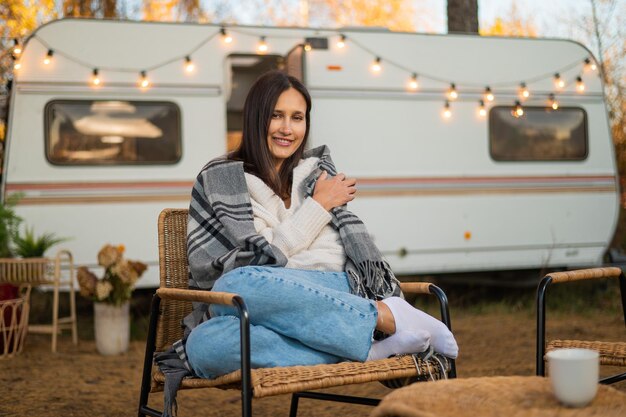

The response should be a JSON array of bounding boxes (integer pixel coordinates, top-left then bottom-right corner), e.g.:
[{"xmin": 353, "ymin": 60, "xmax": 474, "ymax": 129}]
[{"xmin": 313, "ymin": 171, "xmax": 357, "ymax": 211}]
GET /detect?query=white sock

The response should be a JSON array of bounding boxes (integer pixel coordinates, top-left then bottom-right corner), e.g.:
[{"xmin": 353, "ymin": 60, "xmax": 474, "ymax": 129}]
[
  {"xmin": 381, "ymin": 296, "xmax": 458, "ymax": 359},
  {"xmin": 366, "ymin": 330, "xmax": 431, "ymax": 361}
]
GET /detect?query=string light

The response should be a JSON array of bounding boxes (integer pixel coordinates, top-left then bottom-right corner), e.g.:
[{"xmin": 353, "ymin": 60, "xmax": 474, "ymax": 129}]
[
  {"xmin": 336, "ymin": 34, "xmax": 346, "ymax": 49},
  {"xmin": 447, "ymin": 83, "xmax": 458, "ymax": 100},
  {"xmin": 548, "ymin": 93, "xmax": 559, "ymax": 110},
  {"xmin": 512, "ymin": 100, "xmax": 524, "ymax": 118},
  {"xmin": 257, "ymin": 36, "xmax": 268, "ymax": 54},
  {"xmin": 139, "ymin": 71, "xmax": 150, "ymax": 89},
  {"xmin": 14, "ymin": 61, "xmax": 21, "ymax": 70},
  {"xmin": 184, "ymin": 56, "xmax": 195, "ymax": 73},
  {"xmin": 477, "ymin": 100, "xmax": 486, "ymax": 117},
  {"xmin": 91, "ymin": 68, "xmax": 101, "ymax": 86},
  {"xmin": 220, "ymin": 27, "xmax": 233, "ymax": 44},
  {"xmin": 576, "ymin": 76, "xmax": 585, "ymax": 92},
  {"xmin": 583, "ymin": 58, "xmax": 597, "ymax": 72},
  {"xmin": 43, "ymin": 49, "xmax": 54, "ymax": 65},
  {"xmin": 553, "ymin": 73, "xmax": 564, "ymax": 89},
  {"xmin": 370, "ymin": 57, "xmax": 382, "ymax": 73},
  {"xmin": 519, "ymin": 82, "xmax": 530, "ymax": 100},
  {"xmin": 24, "ymin": 28, "xmax": 596, "ymax": 119},
  {"xmin": 442, "ymin": 101, "xmax": 452, "ymax": 119},
  {"xmin": 483, "ymin": 86, "xmax": 494, "ymax": 102},
  {"xmin": 407, "ymin": 73, "xmax": 419, "ymax": 90},
  {"xmin": 12, "ymin": 39, "xmax": 22, "ymax": 56}
]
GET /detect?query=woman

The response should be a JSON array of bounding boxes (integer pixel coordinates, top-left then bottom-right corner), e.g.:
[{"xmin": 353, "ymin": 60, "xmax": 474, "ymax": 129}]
[{"xmin": 183, "ymin": 70, "xmax": 458, "ymax": 380}]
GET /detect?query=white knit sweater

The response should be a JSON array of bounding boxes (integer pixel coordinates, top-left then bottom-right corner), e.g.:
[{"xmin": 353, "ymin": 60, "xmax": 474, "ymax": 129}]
[{"xmin": 244, "ymin": 157, "xmax": 347, "ymax": 271}]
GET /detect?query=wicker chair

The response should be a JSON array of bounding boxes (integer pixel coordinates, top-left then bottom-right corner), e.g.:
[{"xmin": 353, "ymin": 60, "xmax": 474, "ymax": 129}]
[
  {"xmin": 536, "ymin": 267, "xmax": 626, "ymax": 384},
  {"xmin": 0, "ymin": 250, "xmax": 78, "ymax": 352},
  {"xmin": 0, "ymin": 284, "xmax": 31, "ymax": 358},
  {"xmin": 137, "ymin": 208, "xmax": 457, "ymax": 417}
]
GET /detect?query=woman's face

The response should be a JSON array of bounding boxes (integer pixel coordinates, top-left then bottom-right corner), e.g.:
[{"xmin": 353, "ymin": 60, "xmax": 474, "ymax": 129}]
[{"xmin": 266, "ymin": 87, "xmax": 307, "ymax": 171}]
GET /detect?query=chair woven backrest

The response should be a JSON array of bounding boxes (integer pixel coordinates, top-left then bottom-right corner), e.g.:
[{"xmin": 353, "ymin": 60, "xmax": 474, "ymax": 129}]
[
  {"xmin": 155, "ymin": 208, "xmax": 193, "ymax": 352},
  {"xmin": 0, "ymin": 258, "xmax": 50, "ymax": 284}
]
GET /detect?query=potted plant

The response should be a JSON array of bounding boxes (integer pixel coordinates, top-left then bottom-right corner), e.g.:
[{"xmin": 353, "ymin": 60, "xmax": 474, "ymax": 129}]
[
  {"xmin": 0, "ymin": 193, "xmax": 22, "ymax": 258},
  {"xmin": 76, "ymin": 244, "xmax": 147, "ymax": 355},
  {"xmin": 12, "ymin": 226, "xmax": 68, "ymax": 259}
]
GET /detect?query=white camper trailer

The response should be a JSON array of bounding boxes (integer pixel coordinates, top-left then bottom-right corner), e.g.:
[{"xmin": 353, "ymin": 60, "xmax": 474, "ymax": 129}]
[{"xmin": 2, "ymin": 18, "xmax": 619, "ymax": 286}]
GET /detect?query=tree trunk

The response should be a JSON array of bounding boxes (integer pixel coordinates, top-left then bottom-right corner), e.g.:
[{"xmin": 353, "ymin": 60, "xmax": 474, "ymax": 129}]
[
  {"xmin": 63, "ymin": 0, "xmax": 94, "ymax": 17},
  {"xmin": 447, "ymin": 0, "xmax": 479, "ymax": 34},
  {"xmin": 103, "ymin": 0, "xmax": 117, "ymax": 18}
]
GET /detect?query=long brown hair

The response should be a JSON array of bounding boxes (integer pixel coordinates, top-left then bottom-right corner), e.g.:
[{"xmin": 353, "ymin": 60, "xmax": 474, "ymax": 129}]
[{"xmin": 229, "ymin": 70, "xmax": 312, "ymax": 199}]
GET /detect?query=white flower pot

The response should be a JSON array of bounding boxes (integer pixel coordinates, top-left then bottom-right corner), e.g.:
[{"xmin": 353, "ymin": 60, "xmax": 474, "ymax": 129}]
[{"xmin": 94, "ymin": 301, "xmax": 130, "ymax": 355}]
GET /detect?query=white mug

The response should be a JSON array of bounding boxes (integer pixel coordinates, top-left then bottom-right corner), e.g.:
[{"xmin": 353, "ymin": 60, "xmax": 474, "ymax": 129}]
[{"xmin": 547, "ymin": 348, "xmax": 599, "ymax": 407}]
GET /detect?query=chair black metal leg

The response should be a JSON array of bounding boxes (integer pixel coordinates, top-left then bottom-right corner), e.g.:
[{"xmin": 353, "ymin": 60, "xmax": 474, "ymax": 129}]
[
  {"xmin": 600, "ymin": 372, "xmax": 626, "ymax": 385},
  {"xmin": 619, "ymin": 272, "xmax": 626, "ymax": 328},
  {"xmin": 137, "ymin": 294, "xmax": 162, "ymax": 417},
  {"xmin": 289, "ymin": 393, "xmax": 300, "ymax": 417},
  {"xmin": 233, "ymin": 295, "xmax": 252, "ymax": 417},
  {"xmin": 289, "ymin": 391, "xmax": 380, "ymax": 416},
  {"xmin": 536, "ymin": 276, "xmax": 551, "ymax": 376},
  {"xmin": 429, "ymin": 284, "xmax": 457, "ymax": 378}
]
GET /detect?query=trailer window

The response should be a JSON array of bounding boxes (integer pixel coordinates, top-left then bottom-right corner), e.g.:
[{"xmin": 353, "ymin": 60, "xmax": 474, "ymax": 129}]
[
  {"xmin": 489, "ymin": 106, "xmax": 587, "ymax": 161},
  {"xmin": 45, "ymin": 100, "xmax": 181, "ymax": 165}
]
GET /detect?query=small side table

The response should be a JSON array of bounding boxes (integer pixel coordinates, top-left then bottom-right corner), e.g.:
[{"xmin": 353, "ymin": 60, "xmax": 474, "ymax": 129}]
[{"xmin": 370, "ymin": 376, "xmax": 626, "ymax": 417}]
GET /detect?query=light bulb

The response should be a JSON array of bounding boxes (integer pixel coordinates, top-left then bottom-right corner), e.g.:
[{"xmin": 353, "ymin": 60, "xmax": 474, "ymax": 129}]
[
  {"xmin": 185, "ymin": 56, "xmax": 195, "ymax": 73},
  {"xmin": 478, "ymin": 100, "xmax": 486, "ymax": 117},
  {"xmin": 484, "ymin": 86, "xmax": 494, "ymax": 102},
  {"xmin": 257, "ymin": 36, "xmax": 268, "ymax": 54},
  {"xmin": 447, "ymin": 83, "xmax": 458, "ymax": 100},
  {"xmin": 407, "ymin": 73, "xmax": 418, "ymax": 90},
  {"xmin": 584, "ymin": 58, "xmax": 597, "ymax": 72},
  {"xmin": 139, "ymin": 71, "xmax": 150, "ymax": 89},
  {"xmin": 553, "ymin": 73, "xmax": 564, "ymax": 89},
  {"xmin": 304, "ymin": 43, "xmax": 312, "ymax": 52},
  {"xmin": 91, "ymin": 69, "xmax": 101, "ymax": 86},
  {"xmin": 370, "ymin": 57, "xmax": 382, "ymax": 73},
  {"xmin": 549, "ymin": 94, "xmax": 559, "ymax": 110},
  {"xmin": 12, "ymin": 39, "xmax": 21, "ymax": 56},
  {"xmin": 220, "ymin": 28, "xmax": 233, "ymax": 44},
  {"xmin": 512, "ymin": 100, "xmax": 524, "ymax": 118},
  {"xmin": 519, "ymin": 82, "xmax": 530, "ymax": 100},
  {"xmin": 336, "ymin": 35, "xmax": 346, "ymax": 49},
  {"xmin": 43, "ymin": 49, "xmax": 54, "ymax": 65},
  {"xmin": 576, "ymin": 76, "xmax": 585, "ymax": 92},
  {"xmin": 14, "ymin": 61, "xmax": 21, "ymax": 70},
  {"xmin": 442, "ymin": 101, "xmax": 452, "ymax": 119}
]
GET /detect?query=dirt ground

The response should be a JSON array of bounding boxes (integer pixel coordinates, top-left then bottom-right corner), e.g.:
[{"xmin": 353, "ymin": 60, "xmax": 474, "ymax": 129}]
[{"xmin": 1, "ymin": 298, "xmax": 625, "ymax": 417}]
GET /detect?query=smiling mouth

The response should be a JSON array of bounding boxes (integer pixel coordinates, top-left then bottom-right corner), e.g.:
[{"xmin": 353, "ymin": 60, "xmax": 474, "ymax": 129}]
[{"xmin": 272, "ymin": 137, "xmax": 293, "ymax": 147}]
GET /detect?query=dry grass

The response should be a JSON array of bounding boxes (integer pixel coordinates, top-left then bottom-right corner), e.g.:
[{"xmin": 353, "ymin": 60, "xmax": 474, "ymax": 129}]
[{"xmin": 1, "ymin": 293, "xmax": 624, "ymax": 417}]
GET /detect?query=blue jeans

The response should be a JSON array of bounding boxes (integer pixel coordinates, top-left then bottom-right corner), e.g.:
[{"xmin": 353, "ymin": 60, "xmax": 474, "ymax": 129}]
[{"xmin": 186, "ymin": 266, "xmax": 378, "ymax": 379}]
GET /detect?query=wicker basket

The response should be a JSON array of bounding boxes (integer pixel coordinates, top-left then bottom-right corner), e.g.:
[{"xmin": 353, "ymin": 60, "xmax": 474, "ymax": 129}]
[{"xmin": 0, "ymin": 285, "xmax": 31, "ymax": 358}]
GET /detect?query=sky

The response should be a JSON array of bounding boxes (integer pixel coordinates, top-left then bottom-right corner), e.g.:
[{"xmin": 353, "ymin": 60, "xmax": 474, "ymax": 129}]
[
  {"xmin": 202, "ymin": 0, "xmax": 616, "ymax": 47},
  {"xmin": 478, "ymin": 0, "xmax": 593, "ymax": 29},
  {"xmin": 416, "ymin": 0, "xmax": 601, "ymax": 36}
]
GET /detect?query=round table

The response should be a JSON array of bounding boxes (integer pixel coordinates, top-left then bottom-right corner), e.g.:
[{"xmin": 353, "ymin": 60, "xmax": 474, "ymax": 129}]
[{"xmin": 370, "ymin": 376, "xmax": 626, "ymax": 417}]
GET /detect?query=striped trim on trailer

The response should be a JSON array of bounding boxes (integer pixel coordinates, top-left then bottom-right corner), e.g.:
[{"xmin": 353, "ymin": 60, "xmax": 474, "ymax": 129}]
[
  {"xmin": 5, "ymin": 175, "xmax": 617, "ymax": 204},
  {"xmin": 6, "ymin": 181, "xmax": 194, "ymax": 204},
  {"xmin": 355, "ymin": 175, "xmax": 617, "ymax": 196}
]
